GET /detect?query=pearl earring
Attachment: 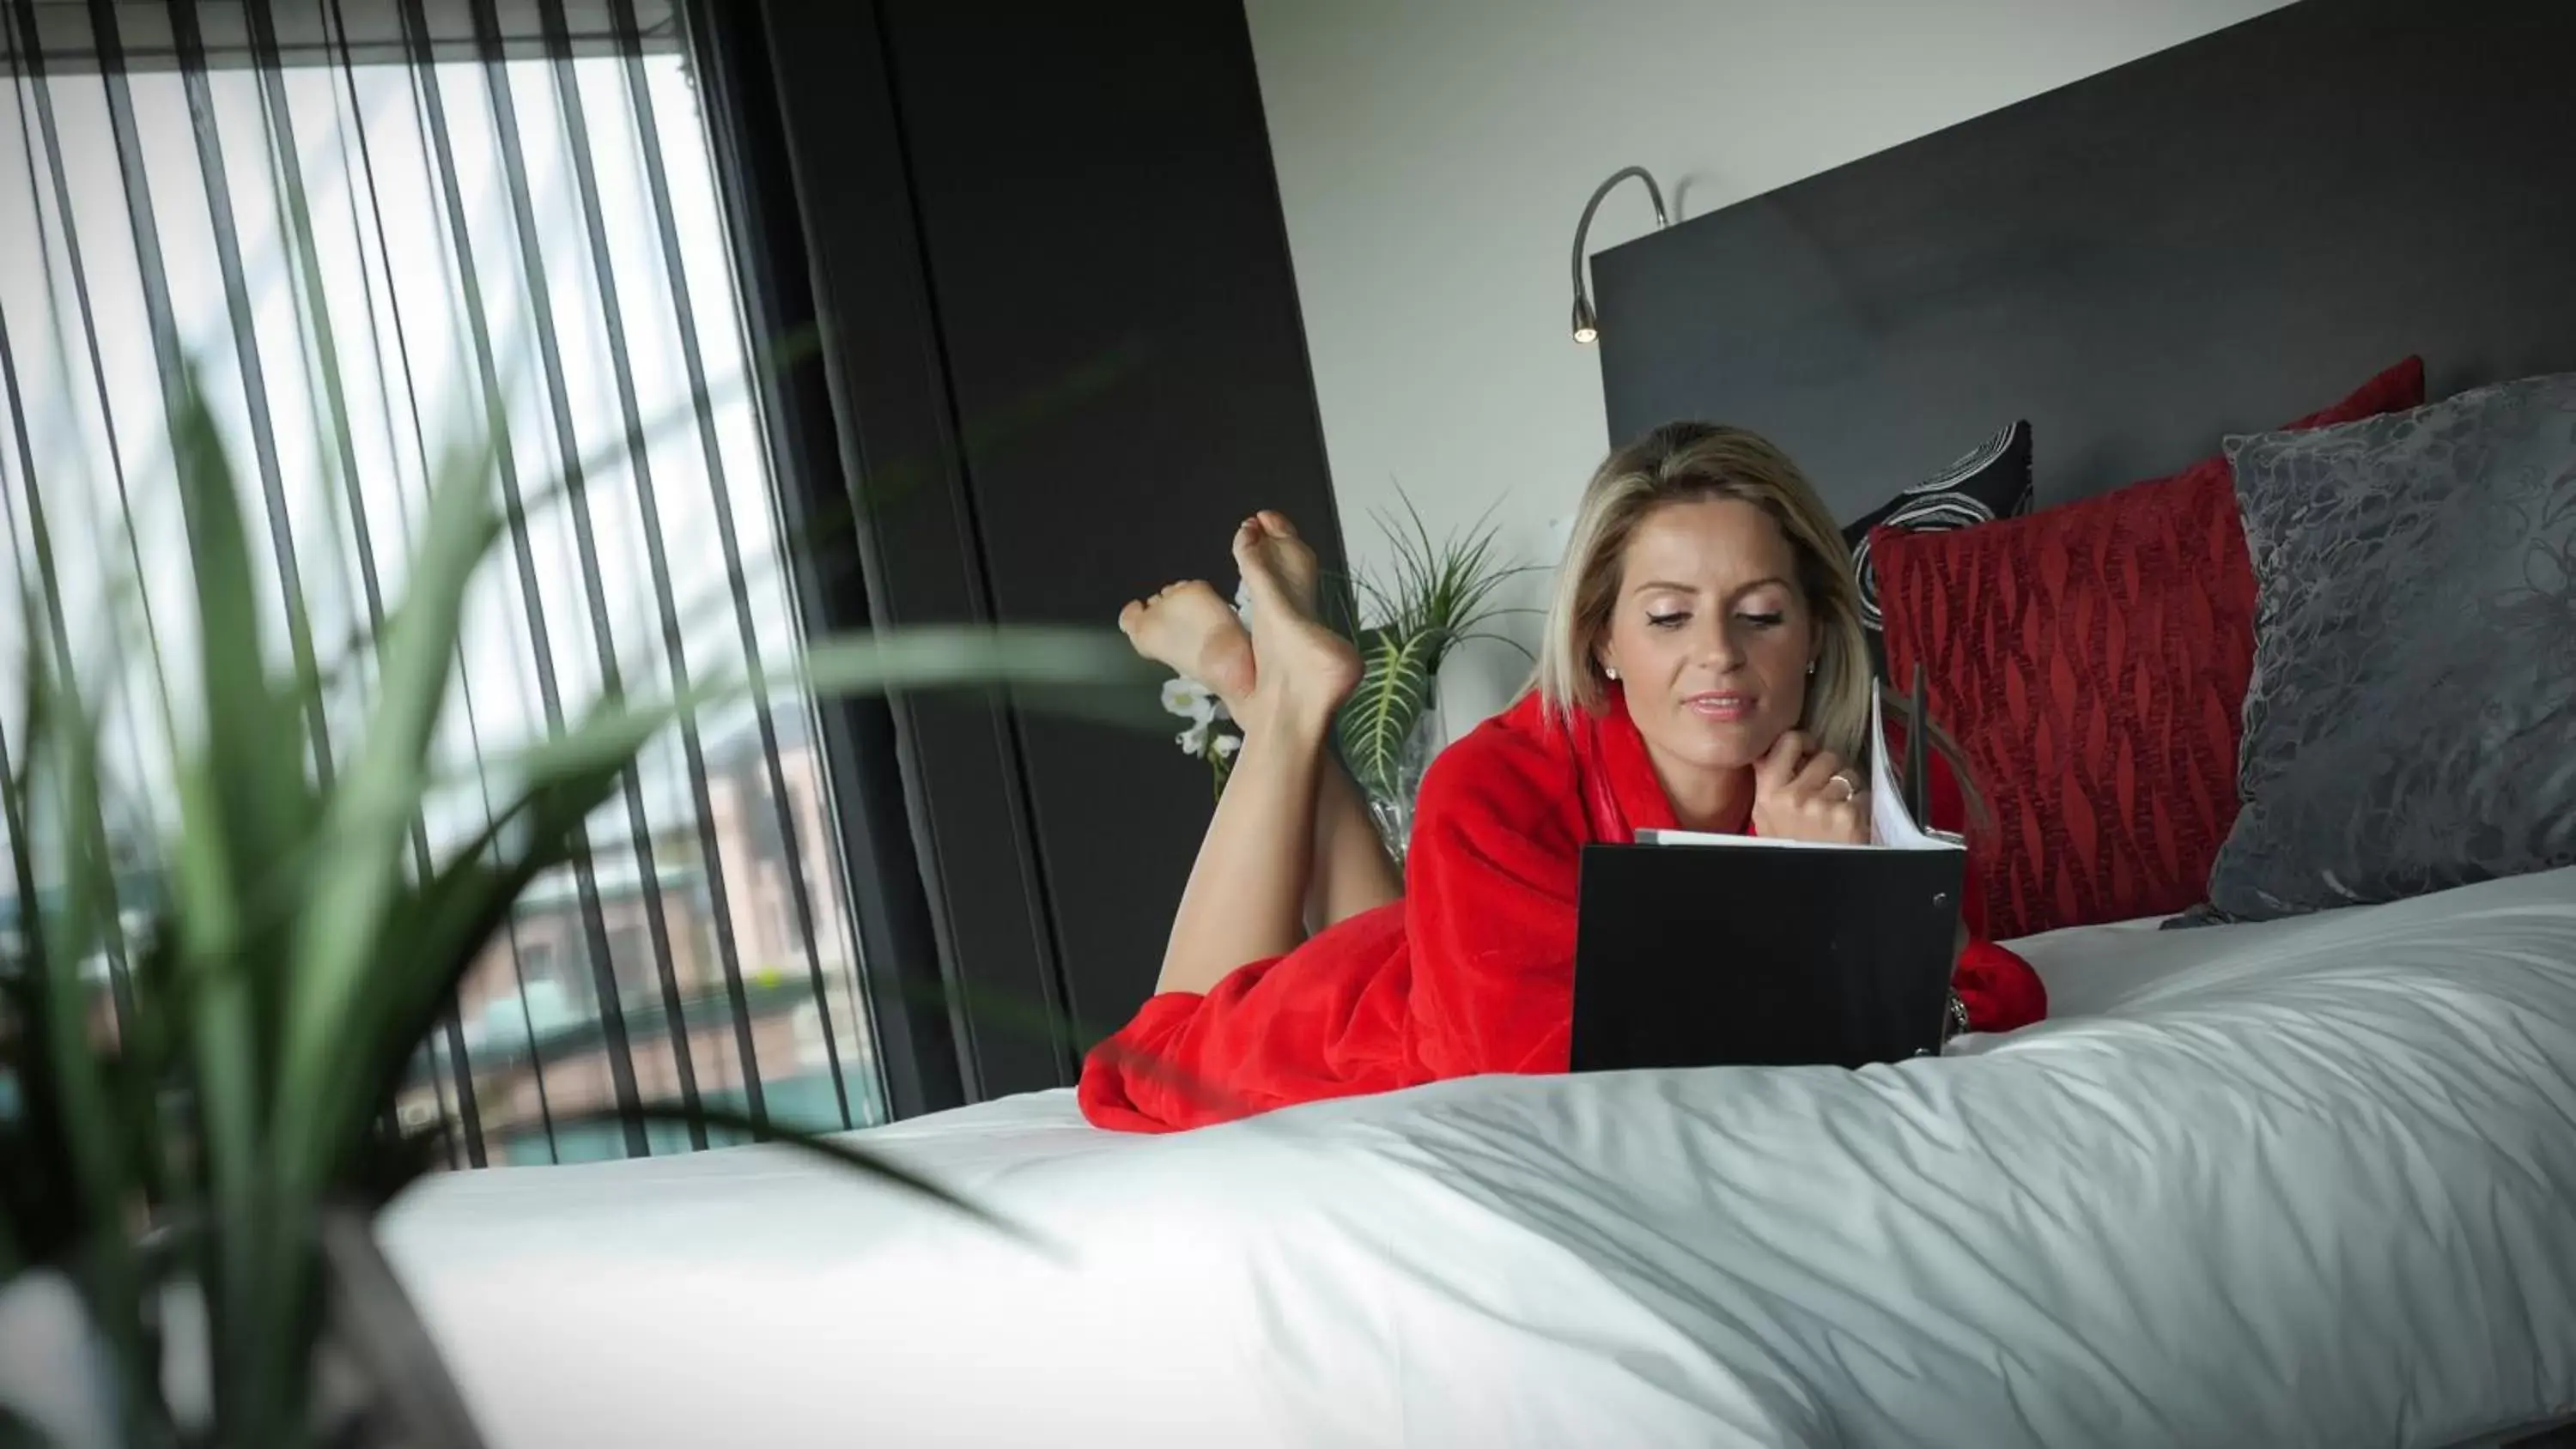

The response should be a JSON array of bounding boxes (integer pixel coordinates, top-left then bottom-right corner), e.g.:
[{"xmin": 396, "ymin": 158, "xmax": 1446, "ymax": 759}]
[
  {"xmin": 1806, "ymin": 661, "xmax": 1817, "ymax": 676},
  {"xmin": 1604, "ymin": 666, "xmax": 1619, "ymax": 681}
]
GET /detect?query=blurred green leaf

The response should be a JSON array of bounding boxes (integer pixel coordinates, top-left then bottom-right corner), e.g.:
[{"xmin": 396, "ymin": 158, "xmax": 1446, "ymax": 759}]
[
  {"xmin": 23, "ymin": 639, "xmax": 118, "ymax": 1228},
  {"xmin": 159, "ymin": 369, "xmax": 306, "ymax": 1400},
  {"xmin": 18, "ymin": 627, "xmax": 151, "ymax": 1404},
  {"xmin": 275, "ymin": 421, "xmax": 504, "ymax": 1190},
  {"xmin": 0, "ymin": 1401, "xmax": 57, "ymax": 1449},
  {"xmin": 168, "ymin": 361, "xmax": 320, "ymax": 877},
  {"xmin": 306, "ymin": 761, "xmax": 625, "ymax": 1185},
  {"xmin": 1, "ymin": 634, "xmax": 64, "ymax": 1282},
  {"xmin": 474, "ymin": 624, "xmax": 1154, "ymax": 793}
]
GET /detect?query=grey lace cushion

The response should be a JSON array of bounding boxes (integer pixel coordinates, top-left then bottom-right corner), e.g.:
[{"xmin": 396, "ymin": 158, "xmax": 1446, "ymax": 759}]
[{"xmin": 2198, "ymin": 372, "xmax": 2576, "ymax": 923}]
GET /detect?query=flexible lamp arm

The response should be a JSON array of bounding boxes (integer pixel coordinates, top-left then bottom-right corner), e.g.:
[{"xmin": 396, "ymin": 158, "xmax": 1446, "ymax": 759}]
[{"xmin": 1569, "ymin": 166, "xmax": 1668, "ymax": 343}]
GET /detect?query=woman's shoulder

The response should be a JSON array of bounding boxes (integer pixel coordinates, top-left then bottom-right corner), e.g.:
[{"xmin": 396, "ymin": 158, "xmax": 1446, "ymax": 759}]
[{"xmin": 1415, "ymin": 691, "xmax": 1579, "ymax": 822}]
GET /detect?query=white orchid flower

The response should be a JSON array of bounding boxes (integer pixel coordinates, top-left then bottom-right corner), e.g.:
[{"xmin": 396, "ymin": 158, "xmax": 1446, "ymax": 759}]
[
  {"xmin": 1212, "ymin": 732, "xmax": 1242, "ymax": 759},
  {"xmin": 1176, "ymin": 718, "xmax": 1212, "ymax": 757},
  {"xmin": 1160, "ymin": 676, "xmax": 1218, "ymax": 724}
]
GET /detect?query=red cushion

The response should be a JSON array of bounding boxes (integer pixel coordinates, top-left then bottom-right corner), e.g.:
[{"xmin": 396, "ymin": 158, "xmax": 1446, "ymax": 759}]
[{"xmin": 1872, "ymin": 358, "xmax": 2425, "ymax": 938}]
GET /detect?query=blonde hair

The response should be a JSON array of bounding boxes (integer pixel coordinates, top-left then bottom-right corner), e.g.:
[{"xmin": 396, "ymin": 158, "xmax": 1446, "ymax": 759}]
[{"xmin": 1529, "ymin": 421, "xmax": 1973, "ymax": 812}]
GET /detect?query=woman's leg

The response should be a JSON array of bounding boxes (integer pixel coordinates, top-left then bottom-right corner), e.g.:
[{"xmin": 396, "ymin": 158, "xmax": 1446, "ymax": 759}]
[
  {"xmin": 1116, "ymin": 518, "xmax": 1363, "ymax": 996},
  {"xmin": 1127, "ymin": 517, "xmax": 1402, "ymax": 937},
  {"xmin": 1306, "ymin": 755, "xmax": 1404, "ymax": 928},
  {"xmin": 1240, "ymin": 512, "xmax": 1405, "ymax": 929}
]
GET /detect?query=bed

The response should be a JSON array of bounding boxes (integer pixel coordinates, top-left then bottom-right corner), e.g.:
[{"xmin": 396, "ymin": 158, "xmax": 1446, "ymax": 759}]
[
  {"xmin": 381, "ymin": 864, "xmax": 2576, "ymax": 1446},
  {"xmin": 381, "ymin": 4, "xmax": 2576, "ymax": 1442}
]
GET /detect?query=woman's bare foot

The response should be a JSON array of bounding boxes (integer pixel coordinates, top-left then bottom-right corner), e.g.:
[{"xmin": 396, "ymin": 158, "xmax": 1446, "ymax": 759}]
[
  {"xmin": 1233, "ymin": 512, "xmax": 1358, "ymax": 733},
  {"xmin": 1248, "ymin": 509, "xmax": 1322, "ymax": 615},
  {"xmin": 1117, "ymin": 580, "xmax": 1255, "ymax": 709}
]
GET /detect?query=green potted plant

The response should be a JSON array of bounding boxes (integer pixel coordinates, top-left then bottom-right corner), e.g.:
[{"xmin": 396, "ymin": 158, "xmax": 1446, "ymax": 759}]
[
  {"xmin": 1330, "ymin": 498, "xmax": 1528, "ymax": 858},
  {"xmin": 0, "ymin": 365, "xmax": 1144, "ymax": 1448},
  {"xmin": 1151, "ymin": 498, "xmax": 1526, "ymax": 855}
]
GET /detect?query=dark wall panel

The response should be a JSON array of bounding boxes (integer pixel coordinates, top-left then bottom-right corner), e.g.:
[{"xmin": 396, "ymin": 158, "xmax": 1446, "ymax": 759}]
[
  {"xmin": 736, "ymin": 0, "xmax": 1342, "ymax": 1097},
  {"xmin": 878, "ymin": 0, "xmax": 1347, "ymax": 1049},
  {"xmin": 696, "ymin": 0, "xmax": 971, "ymax": 1117},
  {"xmin": 1595, "ymin": 0, "xmax": 2576, "ymax": 524},
  {"xmin": 730, "ymin": 0, "xmax": 1063, "ymax": 1106}
]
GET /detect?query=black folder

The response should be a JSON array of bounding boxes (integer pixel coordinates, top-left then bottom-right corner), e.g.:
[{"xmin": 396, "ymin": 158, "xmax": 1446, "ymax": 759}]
[{"xmin": 1570, "ymin": 672, "xmax": 1965, "ymax": 1073}]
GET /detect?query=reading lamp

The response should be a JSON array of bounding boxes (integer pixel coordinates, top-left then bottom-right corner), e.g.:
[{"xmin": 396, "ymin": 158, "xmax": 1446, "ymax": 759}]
[{"xmin": 1569, "ymin": 166, "xmax": 1668, "ymax": 343}]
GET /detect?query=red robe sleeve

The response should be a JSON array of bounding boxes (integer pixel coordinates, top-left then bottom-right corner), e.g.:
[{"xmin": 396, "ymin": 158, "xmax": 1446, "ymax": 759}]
[
  {"xmin": 1920, "ymin": 741, "xmax": 2049, "ymax": 1034},
  {"xmin": 1397, "ymin": 715, "xmax": 1587, "ymax": 1081}
]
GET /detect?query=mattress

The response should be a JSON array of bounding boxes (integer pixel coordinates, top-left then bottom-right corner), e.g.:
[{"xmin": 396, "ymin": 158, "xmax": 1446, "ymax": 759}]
[{"xmin": 380, "ymin": 865, "xmax": 2576, "ymax": 1447}]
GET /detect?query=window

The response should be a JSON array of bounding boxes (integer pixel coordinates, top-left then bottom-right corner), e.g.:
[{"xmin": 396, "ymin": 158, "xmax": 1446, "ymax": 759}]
[
  {"xmin": 519, "ymin": 940, "xmax": 557, "ymax": 989},
  {"xmin": 1, "ymin": 0, "xmax": 883, "ymax": 1165},
  {"xmin": 605, "ymin": 925, "xmax": 647, "ymax": 1000},
  {"xmin": 769, "ymin": 886, "xmax": 798, "ymax": 968}
]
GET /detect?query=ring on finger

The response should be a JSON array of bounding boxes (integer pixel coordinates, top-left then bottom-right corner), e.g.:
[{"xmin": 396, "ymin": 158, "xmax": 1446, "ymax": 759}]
[{"xmin": 1826, "ymin": 772, "xmax": 1861, "ymax": 802}]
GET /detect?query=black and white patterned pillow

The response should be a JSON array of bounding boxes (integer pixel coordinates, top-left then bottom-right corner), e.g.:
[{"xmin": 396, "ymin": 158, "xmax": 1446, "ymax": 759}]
[{"xmin": 1842, "ymin": 420, "xmax": 2034, "ymax": 672}]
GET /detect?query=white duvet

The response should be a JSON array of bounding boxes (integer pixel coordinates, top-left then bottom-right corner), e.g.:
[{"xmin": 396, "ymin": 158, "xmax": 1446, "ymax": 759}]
[{"xmin": 382, "ymin": 866, "xmax": 2576, "ymax": 1448}]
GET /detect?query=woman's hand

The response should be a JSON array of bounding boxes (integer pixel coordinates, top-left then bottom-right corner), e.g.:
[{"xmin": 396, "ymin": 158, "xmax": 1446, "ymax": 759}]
[{"xmin": 1750, "ymin": 730, "xmax": 1871, "ymax": 845}]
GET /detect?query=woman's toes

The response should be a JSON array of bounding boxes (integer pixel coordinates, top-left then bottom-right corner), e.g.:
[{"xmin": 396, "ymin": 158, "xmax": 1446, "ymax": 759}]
[
  {"xmin": 1235, "ymin": 532, "xmax": 1292, "ymax": 616},
  {"xmin": 1117, "ymin": 579, "xmax": 1256, "ymax": 703},
  {"xmin": 1240, "ymin": 510, "xmax": 1319, "ymax": 613}
]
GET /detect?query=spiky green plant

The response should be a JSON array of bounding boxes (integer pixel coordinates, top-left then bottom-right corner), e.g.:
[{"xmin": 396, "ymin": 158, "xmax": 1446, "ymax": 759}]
[
  {"xmin": 1332, "ymin": 494, "xmax": 1530, "ymax": 814},
  {"xmin": 0, "ymin": 361, "xmax": 1148, "ymax": 1449}
]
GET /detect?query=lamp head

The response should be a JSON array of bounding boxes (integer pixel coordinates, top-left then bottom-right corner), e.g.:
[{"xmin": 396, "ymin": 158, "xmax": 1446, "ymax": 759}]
[{"xmin": 1568, "ymin": 166, "xmax": 1668, "ymax": 347}]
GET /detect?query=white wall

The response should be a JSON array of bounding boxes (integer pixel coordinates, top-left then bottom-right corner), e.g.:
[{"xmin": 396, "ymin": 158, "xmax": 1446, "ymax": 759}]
[{"xmin": 1243, "ymin": 0, "xmax": 2291, "ymax": 732}]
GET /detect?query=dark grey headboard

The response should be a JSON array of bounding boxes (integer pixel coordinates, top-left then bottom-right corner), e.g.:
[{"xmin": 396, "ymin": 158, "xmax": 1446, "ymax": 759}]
[{"xmin": 1593, "ymin": 0, "xmax": 2576, "ymax": 524}]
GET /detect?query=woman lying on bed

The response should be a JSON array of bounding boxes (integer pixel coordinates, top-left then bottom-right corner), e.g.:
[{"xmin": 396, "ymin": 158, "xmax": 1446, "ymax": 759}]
[{"xmin": 1080, "ymin": 421, "xmax": 2047, "ymax": 1132}]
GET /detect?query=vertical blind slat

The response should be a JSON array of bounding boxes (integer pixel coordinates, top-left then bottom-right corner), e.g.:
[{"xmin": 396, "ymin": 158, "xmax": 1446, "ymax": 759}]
[
  {"xmin": 6, "ymin": 0, "xmax": 172, "ymax": 706},
  {"xmin": 536, "ymin": 0, "xmax": 765, "ymax": 1134},
  {"xmin": 609, "ymin": 0, "xmax": 856, "ymax": 1128},
  {"xmin": 0, "ymin": 712, "xmax": 24, "ymax": 931},
  {"xmin": 235, "ymin": 0, "xmax": 499, "ymax": 1166},
  {"xmin": 7, "ymin": 6, "xmax": 184, "ymax": 999},
  {"xmin": 0, "ymin": 313, "xmax": 73, "ymax": 682},
  {"xmin": 393, "ymin": 0, "xmax": 650, "ymax": 1157},
  {"xmin": 162, "ymin": 0, "xmax": 342, "ymax": 789},
  {"xmin": 77, "ymin": 8, "xmax": 222, "ymax": 991},
  {"xmin": 322, "ymin": 0, "xmax": 561, "ymax": 1161},
  {"xmin": 459, "ymin": 0, "xmax": 705, "ymax": 1151},
  {"xmin": 0, "ymin": 285, "xmax": 141, "ymax": 1029}
]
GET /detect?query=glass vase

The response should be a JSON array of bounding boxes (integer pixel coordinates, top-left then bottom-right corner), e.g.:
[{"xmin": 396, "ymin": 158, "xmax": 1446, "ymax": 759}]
[{"xmin": 1364, "ymin": 705, "xmax": 1444, "ymax": 864}]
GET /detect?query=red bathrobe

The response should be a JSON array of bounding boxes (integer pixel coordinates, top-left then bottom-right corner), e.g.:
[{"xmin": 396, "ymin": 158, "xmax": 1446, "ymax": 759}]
[{"xmin": 1079, "ymin": 689, "xmax": 2048, "ymax": 1132}]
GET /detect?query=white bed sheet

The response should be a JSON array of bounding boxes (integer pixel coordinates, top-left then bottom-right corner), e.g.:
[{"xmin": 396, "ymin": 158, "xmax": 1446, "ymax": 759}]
[{"xmin": 383, "ymin": 865, "xmax": 2576, "ymax": 1447}]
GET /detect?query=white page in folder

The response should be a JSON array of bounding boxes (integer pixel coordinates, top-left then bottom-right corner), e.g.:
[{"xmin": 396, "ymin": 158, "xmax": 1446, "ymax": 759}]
[{"xmin": 1634, "ymin": 693, "xmax": 1964, "ymax": 852}]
